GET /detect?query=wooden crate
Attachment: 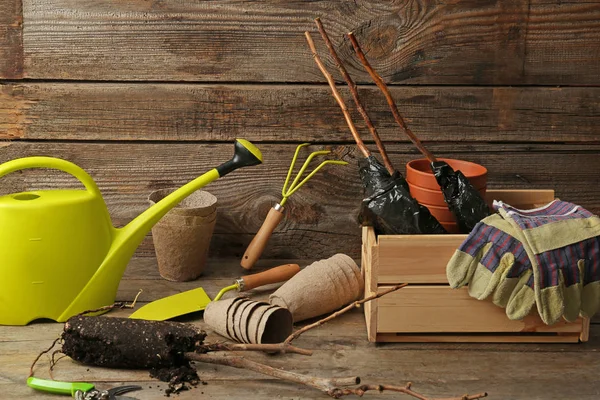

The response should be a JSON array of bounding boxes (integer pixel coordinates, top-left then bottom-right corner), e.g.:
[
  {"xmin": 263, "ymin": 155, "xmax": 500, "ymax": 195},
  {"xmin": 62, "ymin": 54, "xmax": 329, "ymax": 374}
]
[{"xmin": 362, "ymin": 189, "xmax": 590, "ymax": 343}]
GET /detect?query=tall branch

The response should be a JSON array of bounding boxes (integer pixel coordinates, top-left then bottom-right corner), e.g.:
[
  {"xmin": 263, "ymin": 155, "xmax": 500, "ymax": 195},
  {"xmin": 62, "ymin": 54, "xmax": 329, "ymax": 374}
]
[
  {"xmin": 304, "ymin": 31, "xmax": 371, "ymax": 158},
  {"xmin": 314, "ymin": 18, "xmax": 395, "ymax": 174},
  {"xmin": 347, "ymin": 32, "xmax": 437, "ymax": 164}
]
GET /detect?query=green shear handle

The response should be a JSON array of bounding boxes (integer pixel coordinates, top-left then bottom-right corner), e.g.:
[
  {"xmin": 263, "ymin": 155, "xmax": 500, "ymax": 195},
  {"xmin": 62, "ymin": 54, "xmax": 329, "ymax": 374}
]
[
  {"xmin": 27, "ymin": 377, "xmax": 95, "ymax": 396},
  {"xmin": 27, "ymin": 377, "xmax": 141, "ymax": 399}
]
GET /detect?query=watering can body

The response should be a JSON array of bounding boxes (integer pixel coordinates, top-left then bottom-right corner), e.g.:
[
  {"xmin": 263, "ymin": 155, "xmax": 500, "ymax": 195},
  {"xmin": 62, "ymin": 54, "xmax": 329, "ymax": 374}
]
[
  {"xmin": 0, "ymin": 186, "xmax": 114, "ymax": 325},
  {"xmin": 0, "ymin": 139, "xmax": 263, "ymax": 325}
]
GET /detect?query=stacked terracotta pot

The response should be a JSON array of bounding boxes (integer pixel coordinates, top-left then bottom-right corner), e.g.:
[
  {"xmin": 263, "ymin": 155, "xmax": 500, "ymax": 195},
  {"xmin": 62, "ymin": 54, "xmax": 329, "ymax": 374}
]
[{"xmin": 406, "ymin": 158, "xmax": 488, "ymax": 233}]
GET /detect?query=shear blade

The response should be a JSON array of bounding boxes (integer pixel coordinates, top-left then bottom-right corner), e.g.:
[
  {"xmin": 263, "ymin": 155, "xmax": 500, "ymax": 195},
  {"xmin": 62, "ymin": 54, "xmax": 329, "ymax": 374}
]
[{"xmin": 106, "ymin": 385, "xmax": 142, "ymax": 399}]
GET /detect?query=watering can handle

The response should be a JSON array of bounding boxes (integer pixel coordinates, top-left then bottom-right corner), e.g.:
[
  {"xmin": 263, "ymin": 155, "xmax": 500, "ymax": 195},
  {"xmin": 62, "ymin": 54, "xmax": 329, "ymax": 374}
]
[{"xmin": 0, "ymin": 156, "xmax": 102, "ymax": 197}]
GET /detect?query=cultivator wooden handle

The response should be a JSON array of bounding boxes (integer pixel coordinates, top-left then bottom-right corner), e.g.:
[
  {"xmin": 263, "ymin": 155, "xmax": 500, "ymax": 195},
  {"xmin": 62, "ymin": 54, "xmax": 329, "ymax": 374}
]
[
  {"xmin": 240, "ymin": 263, "xmax": 300, "ymax": 290},
  {"xmin": 241, "ymin": 205, "xmax": 285, "ymax": 270}
]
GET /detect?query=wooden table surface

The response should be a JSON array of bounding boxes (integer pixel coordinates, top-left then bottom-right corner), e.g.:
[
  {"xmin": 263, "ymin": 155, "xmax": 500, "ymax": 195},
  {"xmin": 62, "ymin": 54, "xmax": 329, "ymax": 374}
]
[{"xmin": 2, "ymin": 257, "xmax": 599, "ymax": 400}]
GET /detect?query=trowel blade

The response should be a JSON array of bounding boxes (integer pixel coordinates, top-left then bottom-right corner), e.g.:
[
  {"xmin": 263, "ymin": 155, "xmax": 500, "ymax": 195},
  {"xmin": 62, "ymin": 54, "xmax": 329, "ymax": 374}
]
[{"xmin": 128, "ymin": 287, "xmax": 213, "ymax": 321}]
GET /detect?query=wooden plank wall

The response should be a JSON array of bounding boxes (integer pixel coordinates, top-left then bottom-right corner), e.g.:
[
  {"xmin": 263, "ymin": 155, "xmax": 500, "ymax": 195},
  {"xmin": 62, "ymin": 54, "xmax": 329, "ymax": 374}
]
[{"xmin": 1, "ymin": 0, "xmax": 599, "ymax": 260}]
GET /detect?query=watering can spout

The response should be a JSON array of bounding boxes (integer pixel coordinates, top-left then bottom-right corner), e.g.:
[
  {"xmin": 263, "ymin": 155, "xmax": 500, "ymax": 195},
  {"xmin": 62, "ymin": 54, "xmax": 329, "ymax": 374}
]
[
  {"xmin": 58, "ymin": 139, "xmax": 263, "ymax": 321},
  {"xmin": 122, "ymin": 139, "xmax": 262, "ymax": 242}
]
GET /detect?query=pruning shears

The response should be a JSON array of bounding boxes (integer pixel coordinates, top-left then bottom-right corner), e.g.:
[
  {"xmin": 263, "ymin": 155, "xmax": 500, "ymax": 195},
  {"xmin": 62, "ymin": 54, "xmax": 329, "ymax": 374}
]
[{"xmin": 27, "ymin": 377, "xmax": 142, "ymax": 399}]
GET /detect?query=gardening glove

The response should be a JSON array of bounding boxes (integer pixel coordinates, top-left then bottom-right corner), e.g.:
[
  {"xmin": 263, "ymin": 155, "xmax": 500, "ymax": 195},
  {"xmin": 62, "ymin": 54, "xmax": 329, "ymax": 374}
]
[
  {"xmin": 446, "ymin": 213, "xmax": 533, "ymax": 309},
  {"xmin": 495, "ymin": 200, "xmax": 600, "ymax": 325}
]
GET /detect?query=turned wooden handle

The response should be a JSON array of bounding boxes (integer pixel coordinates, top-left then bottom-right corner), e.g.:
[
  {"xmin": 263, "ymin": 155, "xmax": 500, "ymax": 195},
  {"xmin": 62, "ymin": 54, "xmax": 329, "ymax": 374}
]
[
  {"xmin": 241, "ymin": 263, "xmax": 301, "ymax": 291},
  {"xmin": 241, "ymin": 206, "xmax": 285, "ymax": 270}
]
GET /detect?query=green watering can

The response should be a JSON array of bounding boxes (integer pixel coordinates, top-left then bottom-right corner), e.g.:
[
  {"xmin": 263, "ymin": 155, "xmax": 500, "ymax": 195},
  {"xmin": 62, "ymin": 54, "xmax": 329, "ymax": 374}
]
[{"xmin": 0, "ymin": 139, "xmax": 263, "ymax": 325}]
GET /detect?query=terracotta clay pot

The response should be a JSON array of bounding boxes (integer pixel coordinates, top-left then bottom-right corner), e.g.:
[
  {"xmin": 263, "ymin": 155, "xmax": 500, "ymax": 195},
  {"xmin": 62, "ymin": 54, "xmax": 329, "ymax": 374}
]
[
  {"xmin": 421, "ymin": 202, "xmax": 457, "ymax": 224},
  {"xmin": 407, "ymin": 182, "xmax": 487, "ymax": 206},
  {"xmin": 406, "ymin": 158, "xmax": 488, "ymax": 191},
  {"xmin": 418, "ymin": 203, "xmax": 460, "ymax": 233},
  {"xmin": 405, "ymin": 158, "xmax": 488, "ymax": 234},
  {"xmin": 438, "ymin": 221, "xmax": 459, "ymax": 234}
]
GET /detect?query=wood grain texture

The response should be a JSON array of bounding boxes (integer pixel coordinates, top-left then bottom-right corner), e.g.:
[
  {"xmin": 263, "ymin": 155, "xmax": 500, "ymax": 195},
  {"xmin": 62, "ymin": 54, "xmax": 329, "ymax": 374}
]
[
  {"xmin": 1, "ymin": 83, "xmax": 599, "ymax": 142},
  {"xmin": 0, "ymin": 142, "xmax": 599, "ymax": 259},
  {"xmin": 0, "ymin": 0, "xmax": 23, "ymax": 79},
  {"xmin": 19, "ymin": 0, "xmax": 600, "ymax": 84},
  {"xmin": 1, "ymin": 258, "xmax": 600, "ymax": 399},
  {"xmin": 525, "ymin": 0, "xmax": 600, "ymax": 85},
  {"xmin": 377, "ymin": 285, "xmax": 583, "ymax": 334}
]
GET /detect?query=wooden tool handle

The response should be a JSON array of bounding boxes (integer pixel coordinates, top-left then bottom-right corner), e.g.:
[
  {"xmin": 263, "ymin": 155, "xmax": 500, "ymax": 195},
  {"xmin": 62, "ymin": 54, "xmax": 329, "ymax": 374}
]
[
  {"xmin": 241, "ymin": 206, "xmax": 285, "ymax": 270},
  {"xmin": 241, "ymin": 263, "xmax": 301, "ymax": 291}
]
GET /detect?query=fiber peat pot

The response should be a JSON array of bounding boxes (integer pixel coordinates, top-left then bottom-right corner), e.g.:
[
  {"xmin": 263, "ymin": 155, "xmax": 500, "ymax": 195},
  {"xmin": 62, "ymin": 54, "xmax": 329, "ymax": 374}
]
[
  {"xmin": 361, "ymin": 189, "xmax": 590, "ymax": 343},
  {"xmin": 148, "ymin": 189, "xmax": 217, "ymax": 282}
]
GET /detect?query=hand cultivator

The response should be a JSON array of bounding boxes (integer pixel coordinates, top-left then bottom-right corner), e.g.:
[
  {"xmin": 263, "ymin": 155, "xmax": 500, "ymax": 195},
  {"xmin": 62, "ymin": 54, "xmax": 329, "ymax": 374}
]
[{"xmin": 241, "ymin": 143, "xmax": 347, "ymax": 269}]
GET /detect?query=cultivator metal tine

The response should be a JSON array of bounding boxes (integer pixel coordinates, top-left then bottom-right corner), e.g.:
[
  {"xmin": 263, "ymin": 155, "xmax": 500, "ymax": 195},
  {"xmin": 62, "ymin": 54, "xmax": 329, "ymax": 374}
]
[
  {"xmin": 283, "ymin": 150, "xmax": 331, "ymax": 195},
  {"xmin": 283, "ymin": 159, "xmax": 348, "ymax": 202},
  {"xmin": 282, "ymin": 143, "xmax": 310, "ymax": 198},
  {"xmin": 280, "ymin": 143, "xmax": 348, "ymax": 206}
]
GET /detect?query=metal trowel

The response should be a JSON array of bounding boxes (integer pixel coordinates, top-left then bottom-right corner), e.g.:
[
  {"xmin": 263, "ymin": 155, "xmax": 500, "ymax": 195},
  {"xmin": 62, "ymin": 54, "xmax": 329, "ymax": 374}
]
[{"xmin": 129, "ymin": 263, "xmax": 300, "ymax": 321}]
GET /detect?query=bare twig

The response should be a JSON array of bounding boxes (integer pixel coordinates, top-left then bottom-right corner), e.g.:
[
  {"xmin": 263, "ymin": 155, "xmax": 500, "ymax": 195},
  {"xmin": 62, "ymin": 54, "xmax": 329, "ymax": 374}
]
[
  {"xmin": 335, "ymin": 383, "xmax": 488, "ymax": 400},
  {"xmin": 187, "ymin": 352, "xmax": 359, "ymax": 396},
  {"xmin": 130, "ymin": 288, "xmax": 144, "ymax": 305},
  {"xmin": 185, "ymin": 353, "xmax": 487, "ymax": 400},
  {"xmin": 315, "ymin": 18, "xmax": 395, "ymax": 175},
  {"xmin": 347, "ymin": 32, "xmax": 437, "ymax": 164},
  {"xmin": 304, "ymin": 31, "xmax": 371, "ymax": 158},
  {"xmin": 75, "ymin": 289, "xmax": 143, "ymax": 317},
  {"xmin": 48, "ymin": 352, "xmax": 64, "ymax": 380},
  {"xmin": 205, "ymin": 342, "xmax": 313, "ymax": 356},
  {"xmin": 29, "ymin": 337, "xmax": 61, "ymax": 378},
  {"xmin": 285, "ymin": 283, "xmax": 407, "ymax": 345}
]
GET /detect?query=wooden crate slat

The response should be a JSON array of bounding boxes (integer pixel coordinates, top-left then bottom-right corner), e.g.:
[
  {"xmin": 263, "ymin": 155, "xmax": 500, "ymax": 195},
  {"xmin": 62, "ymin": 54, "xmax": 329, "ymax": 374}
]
[
  {"xmin": 377, "ymin": 285, "xmax": 584, "ymax": 334},
  {"xmin": 581, "ymin": 317, "xmax": 591, "ymax": 342},
  {"xmin": 361, "ymin": 226, "xmax": 377, "ymax": 343},
  {"xmin": 378, "ymin": 235, "xmax": 461, "ymax": 284},
  {"xmin": 483, "ymin": 189, "xmax": 557, "ymax": 209},
  {"xmin": 376, "ymin": 333, "xmax": 582, "ymax": 344}
]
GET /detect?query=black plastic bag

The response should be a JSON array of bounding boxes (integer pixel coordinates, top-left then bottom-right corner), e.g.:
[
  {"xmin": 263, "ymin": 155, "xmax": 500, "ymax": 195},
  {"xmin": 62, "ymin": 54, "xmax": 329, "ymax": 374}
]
[
  {"xmin": 432, "ymin": 161, "xmax": 491, "ymax": 233},
  {"xmin": 358, "ymin": 156, "xmax": 447, "ymax": 235}
]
